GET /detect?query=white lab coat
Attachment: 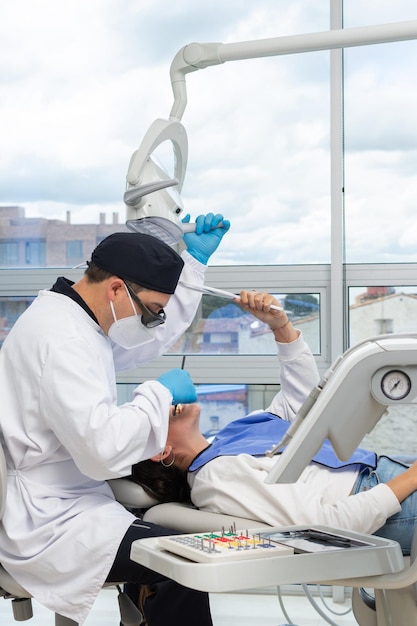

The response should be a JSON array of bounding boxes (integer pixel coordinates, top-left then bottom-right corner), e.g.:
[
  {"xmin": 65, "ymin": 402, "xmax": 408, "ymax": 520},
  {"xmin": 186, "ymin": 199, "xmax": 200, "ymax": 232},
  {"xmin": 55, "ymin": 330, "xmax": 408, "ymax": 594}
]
[{"xmin": 0, "ymin": 251, "xmax": 205, "ymax": 624}]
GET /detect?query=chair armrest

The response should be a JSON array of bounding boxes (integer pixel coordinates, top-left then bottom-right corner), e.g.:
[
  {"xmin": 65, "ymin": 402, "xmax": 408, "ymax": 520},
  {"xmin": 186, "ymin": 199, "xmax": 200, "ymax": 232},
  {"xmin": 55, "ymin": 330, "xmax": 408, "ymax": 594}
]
[
  {"xmin": 108, "ymin": 478, "xmax": 159, "ymax": 509},
  {"xmin": 143, "ymin": 502, "xmax": 272, "ymax": 533}
]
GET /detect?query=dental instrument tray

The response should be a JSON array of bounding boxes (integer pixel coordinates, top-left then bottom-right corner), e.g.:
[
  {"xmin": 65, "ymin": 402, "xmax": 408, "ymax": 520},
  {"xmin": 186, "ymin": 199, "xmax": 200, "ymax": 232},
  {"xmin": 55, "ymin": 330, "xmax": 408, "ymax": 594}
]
[
  {"xmin": 131, "ymin": 525, "xmax": 404, "ymax": 592},
  {"xmin": 158, "ymin": 526, "xmax": 381, "ymax": 563},
  {"xmin": 157, "ymin": 528, "xmax": 294, "ymax": 563}
]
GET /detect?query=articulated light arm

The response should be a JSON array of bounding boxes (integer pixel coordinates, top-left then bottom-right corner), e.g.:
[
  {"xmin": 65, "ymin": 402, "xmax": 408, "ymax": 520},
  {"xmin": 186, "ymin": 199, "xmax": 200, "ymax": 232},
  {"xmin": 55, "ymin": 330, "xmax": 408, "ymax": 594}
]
[
  {"xmin": 169, "ymin": 19, "xmax": 417, "ymax": 121},
  {"xmin": 125, "ymin": 19, "xmax": 417, "ymax": 241}
]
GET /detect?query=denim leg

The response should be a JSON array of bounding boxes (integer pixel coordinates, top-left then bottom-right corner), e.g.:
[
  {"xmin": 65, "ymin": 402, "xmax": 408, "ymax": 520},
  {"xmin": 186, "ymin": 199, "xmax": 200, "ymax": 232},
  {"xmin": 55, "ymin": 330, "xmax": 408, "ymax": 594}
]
[{"xmin": 355, "ymin": 455, "xmax": 417, "ymax": 555}]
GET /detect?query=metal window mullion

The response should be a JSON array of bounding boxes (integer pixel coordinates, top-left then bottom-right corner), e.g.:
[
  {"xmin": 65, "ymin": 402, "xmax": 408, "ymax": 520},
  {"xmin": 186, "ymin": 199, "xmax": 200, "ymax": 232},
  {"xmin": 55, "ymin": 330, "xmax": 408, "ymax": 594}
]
[{"xmin": 330, "ymin": 0, "xmax": 346, "ymax": 362}]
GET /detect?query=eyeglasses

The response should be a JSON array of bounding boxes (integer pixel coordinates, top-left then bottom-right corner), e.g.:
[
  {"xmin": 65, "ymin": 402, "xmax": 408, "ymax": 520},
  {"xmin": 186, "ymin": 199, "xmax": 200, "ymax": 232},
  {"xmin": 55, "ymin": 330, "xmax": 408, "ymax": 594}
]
[{"xmin": 124, "ymin": 282, "xmax": 166, "ymax": 328}]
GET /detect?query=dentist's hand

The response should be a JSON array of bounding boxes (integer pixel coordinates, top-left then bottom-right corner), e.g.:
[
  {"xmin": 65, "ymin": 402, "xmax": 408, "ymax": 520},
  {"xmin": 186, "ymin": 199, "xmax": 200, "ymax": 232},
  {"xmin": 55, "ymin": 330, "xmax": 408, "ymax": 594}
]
[
  {"xmin": 182, "ymin": 213, "xmax": 231, "ymax": 265},
  {"xmin": 157, "ymin": 368, "xmax": 197, "ymax": 404}
]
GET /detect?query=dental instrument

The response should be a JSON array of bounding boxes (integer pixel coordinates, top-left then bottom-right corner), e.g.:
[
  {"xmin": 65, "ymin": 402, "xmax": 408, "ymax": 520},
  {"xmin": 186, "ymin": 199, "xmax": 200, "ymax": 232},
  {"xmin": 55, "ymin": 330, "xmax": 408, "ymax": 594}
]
[{"xmin": 179, "ymin": 281, "xmax": 284, "ymax": 311}]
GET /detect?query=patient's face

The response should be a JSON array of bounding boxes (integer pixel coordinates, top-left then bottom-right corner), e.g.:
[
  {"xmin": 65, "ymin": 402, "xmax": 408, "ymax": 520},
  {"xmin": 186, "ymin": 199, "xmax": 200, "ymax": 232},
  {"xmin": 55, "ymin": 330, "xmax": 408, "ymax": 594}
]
[
  {"xmin": 169, "ymin": 403, "xmax": 200, "ymax": 422},
  {"xmin": 168, "ymin": 403, "xmax": 201, "ymax": 440}
]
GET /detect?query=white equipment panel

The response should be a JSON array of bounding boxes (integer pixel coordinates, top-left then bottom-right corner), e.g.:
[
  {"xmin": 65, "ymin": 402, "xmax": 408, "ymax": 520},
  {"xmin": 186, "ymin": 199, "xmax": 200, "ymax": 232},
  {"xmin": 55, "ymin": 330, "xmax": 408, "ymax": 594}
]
[{"xmin": 131, "ymin": 525, "xmax": 403, "ymax": 593}]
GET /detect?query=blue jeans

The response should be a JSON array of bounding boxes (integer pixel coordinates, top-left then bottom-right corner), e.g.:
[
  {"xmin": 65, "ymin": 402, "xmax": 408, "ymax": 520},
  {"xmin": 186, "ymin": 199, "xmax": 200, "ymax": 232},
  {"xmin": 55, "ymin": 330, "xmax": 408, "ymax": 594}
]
[{"xmin": 353, "ymin": 455, "xmax": 417, "ymax": 555}]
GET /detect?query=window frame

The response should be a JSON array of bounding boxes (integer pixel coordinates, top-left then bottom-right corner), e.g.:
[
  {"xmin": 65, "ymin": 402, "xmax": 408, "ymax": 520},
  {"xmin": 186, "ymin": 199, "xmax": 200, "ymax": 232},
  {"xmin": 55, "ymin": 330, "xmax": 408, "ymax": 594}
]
[{"xmin": 2, "ymin": 263, "xmax": 416, "ymax": 383}]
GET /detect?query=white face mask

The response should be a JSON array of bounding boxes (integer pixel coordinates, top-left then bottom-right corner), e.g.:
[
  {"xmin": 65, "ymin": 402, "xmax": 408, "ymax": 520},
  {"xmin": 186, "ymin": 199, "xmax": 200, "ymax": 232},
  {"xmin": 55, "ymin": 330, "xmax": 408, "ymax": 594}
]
[{"xmin": 108, "ymin": 286, "xmax": 157, "ymax": 349}]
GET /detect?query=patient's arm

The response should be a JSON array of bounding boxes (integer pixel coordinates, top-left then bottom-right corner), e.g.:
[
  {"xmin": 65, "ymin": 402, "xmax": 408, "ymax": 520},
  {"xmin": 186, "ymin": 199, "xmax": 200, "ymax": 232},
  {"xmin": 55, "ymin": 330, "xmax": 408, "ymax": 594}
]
[
  {"xmin": 387, "ymin": 461, "xmax": 417, "ymax": 503},
  {"xmin": 239, "ymin": 290, "xmax": 320, "ymax": 422},
  {"xmin": 264, "ymin": 333, "xmax": 321, "ymax": 423}
]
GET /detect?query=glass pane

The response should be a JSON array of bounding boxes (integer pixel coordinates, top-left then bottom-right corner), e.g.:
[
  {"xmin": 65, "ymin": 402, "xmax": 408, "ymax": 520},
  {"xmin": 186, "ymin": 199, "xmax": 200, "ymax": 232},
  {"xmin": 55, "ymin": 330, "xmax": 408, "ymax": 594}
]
[
  {"xmin": 195, "ymin": 384, "xmax": 249, "ymax": 437},
  {"xmin": 0, "ymin": 296, "xmax": 35, "ymax": 347},
  {"xmin": 349, "ymin": 285, "xmax": 417, "ymax": 346},
  {"xmin": 167, "ymin": 292, "xmax": 321, "ymax": 355},
  {"xmin": 117, "ymin": 383, "xmax": 280, "ymax": 434},
  {"xmin": 344, "ymin": 1, "xmax": 417, "ymax": 28},
  {"xmin": 344, "ymin": 4, "xmax": 417, "ymax": 265},
  {"xmin": 344, "ymin": 35, "xmax": 417, "ymax": 263},
  {"xmin": 184, "ymin": 48, "xmax": 331, "ymax": 265},
  {"xmin": 360, "ymin": 406, "xmax": 417, "ymax": 457}
]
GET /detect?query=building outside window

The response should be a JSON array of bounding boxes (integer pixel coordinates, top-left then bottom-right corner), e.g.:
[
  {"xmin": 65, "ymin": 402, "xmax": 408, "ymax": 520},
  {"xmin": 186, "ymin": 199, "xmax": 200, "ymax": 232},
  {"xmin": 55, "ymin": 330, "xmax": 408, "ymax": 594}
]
[
  {"xmin": 0, "ymin": 241, "xmax": 18, "ymax": 265},
  {"xmin": 66, "ymin": 240, "xmax": 83, "ymax": 265},
  {"xmin": 25, "ymin": 241, "xmax": 46, "ymax": 265}
]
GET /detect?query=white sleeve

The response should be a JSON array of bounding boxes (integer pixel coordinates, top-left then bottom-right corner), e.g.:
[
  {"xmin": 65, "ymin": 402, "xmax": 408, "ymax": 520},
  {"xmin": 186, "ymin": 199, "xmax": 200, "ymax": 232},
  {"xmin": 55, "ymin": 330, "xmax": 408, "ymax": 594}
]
[
  {"xmin": 40, "ymin": 337, "xmax": 172, "ymax": 480},
  {"xmin": 265, "ymin": 332, "xmax": 321, "ymax": 422}
]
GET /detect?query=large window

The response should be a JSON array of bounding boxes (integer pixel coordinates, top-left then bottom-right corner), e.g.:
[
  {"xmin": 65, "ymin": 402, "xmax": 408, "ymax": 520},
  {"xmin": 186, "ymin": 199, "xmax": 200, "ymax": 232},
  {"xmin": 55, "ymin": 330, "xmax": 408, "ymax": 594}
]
[{"xmin": 344, "ymin": 37, "xmax": 417, "ymax": 265}]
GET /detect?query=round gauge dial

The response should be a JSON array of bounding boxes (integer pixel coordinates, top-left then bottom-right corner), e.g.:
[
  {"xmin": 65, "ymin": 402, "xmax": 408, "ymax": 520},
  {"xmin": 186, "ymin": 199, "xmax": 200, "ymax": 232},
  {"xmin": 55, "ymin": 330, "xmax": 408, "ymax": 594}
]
[{"xmin": 381, "ymin": 370, "xmax": 411, "ymax": 400}]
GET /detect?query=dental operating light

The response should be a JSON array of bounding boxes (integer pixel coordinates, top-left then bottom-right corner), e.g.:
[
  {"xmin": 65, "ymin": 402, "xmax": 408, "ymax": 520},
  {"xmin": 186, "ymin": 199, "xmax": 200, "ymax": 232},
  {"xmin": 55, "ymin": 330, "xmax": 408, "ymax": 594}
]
[
  {"xmin": 124, "ymin": 118, "xmax": 223, "ymax": 245},
  {"xmin": 124, "ymin": 117, "xmax": 191, "ymax": 245}
]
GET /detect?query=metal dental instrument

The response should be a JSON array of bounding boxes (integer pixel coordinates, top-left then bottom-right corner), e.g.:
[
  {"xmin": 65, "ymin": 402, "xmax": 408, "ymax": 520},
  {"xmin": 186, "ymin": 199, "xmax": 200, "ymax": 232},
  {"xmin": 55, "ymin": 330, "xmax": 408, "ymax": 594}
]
[{"xmin": 179, "ymin": 281, "xmax": 284, "ymax": 311}]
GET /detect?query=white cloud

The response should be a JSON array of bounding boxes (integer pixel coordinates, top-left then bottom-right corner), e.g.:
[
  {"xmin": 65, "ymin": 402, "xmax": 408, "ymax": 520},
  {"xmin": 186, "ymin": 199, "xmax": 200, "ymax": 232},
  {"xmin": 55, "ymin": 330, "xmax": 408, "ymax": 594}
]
[
  {"xmin": 1, "ymin": 0, "xmax": 417, "ymax": 265},
  {"xmin": 345, "ymin": 149, "xmax": 417, "ymax": 262}
]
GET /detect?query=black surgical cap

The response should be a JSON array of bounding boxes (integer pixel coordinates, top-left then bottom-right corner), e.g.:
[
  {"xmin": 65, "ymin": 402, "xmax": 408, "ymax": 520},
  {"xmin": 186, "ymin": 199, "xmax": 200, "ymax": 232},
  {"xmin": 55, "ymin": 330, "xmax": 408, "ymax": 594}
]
[{"xmin": 90, "ymin": 232, "xmax": 184, "ymax": 294}]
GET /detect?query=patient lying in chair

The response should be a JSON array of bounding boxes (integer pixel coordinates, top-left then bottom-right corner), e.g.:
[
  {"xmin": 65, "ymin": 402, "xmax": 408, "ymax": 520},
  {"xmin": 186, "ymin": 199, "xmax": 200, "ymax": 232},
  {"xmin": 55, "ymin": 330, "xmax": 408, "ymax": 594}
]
[{"xmin": 129, "ymin": 290, "xmax": 417, "ymax": 555}]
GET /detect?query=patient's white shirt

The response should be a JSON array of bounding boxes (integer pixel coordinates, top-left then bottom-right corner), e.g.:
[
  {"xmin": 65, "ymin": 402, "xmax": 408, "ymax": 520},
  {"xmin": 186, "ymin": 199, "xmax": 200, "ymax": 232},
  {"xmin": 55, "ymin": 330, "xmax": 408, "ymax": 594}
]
[
  {"xmin": 188, "ymin": 334, "xmax": 401, "ymax": 535},
  {"xmin": 188, "ymin": 454, "xmax": 399, "ymax": 534}
]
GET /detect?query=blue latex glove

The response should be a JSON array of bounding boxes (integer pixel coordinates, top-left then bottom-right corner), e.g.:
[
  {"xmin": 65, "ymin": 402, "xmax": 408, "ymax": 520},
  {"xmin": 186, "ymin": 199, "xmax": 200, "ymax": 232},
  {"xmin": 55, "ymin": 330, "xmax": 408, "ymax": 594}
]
[
  {"xmin": 157, "ymin": 368, "xmax": 197, "ymax": 405},
  {"xmin": 182, "ymin": 212, "xmax": 231, "ymax": 265}
]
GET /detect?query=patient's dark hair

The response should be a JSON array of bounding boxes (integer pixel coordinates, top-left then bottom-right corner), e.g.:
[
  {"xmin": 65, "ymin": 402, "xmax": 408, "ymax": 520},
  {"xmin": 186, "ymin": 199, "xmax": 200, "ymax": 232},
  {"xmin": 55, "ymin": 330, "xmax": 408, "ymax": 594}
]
[{"xmin": 129, "ymin": 460, "xmax": 192, "ymax": 504}]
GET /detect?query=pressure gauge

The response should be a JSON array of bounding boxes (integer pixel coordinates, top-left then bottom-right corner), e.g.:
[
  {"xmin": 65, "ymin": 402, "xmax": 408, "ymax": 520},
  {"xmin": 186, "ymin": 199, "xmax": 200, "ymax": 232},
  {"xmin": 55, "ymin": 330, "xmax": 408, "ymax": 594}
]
[{"xmin": 380, "ymin": 370, "xmax": 412, "ymax": 400}]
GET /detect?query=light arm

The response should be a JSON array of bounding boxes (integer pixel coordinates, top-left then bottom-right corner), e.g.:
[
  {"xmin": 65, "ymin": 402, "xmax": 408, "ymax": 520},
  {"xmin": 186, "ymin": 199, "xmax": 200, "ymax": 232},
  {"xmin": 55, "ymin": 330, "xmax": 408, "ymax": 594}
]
[{"xmin": 169, "ymin": 20, "xmax": 417, "ymax": 121}]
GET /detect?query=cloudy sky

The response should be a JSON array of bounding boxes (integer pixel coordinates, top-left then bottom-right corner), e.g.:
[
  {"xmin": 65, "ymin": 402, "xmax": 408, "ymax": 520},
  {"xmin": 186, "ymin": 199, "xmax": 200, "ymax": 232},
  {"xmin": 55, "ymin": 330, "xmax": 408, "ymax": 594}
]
[{"xmin": 1, "ymin": 1, "xmax": 417, "ymax": 265}]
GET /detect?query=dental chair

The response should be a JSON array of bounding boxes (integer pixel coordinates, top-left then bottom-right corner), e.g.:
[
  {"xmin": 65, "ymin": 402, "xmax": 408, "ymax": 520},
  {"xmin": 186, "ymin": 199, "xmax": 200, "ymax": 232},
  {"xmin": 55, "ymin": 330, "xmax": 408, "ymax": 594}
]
[{"xmin": 128, "ymin": 333, "xmax": 417, "ymax": 626}]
